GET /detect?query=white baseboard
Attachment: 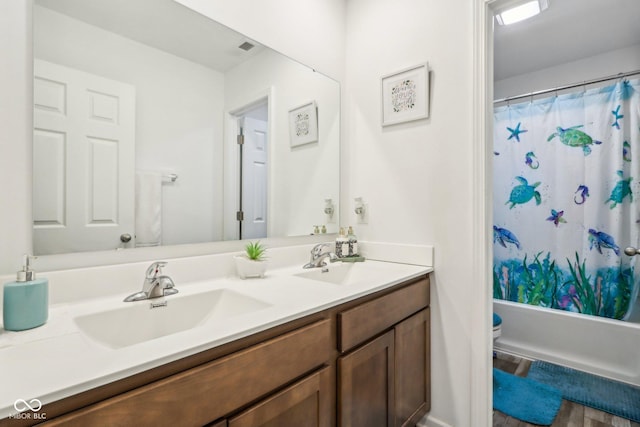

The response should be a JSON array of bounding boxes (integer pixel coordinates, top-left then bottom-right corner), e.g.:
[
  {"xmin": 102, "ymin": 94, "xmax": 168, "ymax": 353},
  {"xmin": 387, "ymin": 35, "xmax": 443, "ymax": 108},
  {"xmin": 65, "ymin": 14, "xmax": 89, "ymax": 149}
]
[{"xmin": 417, "ymin": 414, "xmax": 453, "ymax": 427}]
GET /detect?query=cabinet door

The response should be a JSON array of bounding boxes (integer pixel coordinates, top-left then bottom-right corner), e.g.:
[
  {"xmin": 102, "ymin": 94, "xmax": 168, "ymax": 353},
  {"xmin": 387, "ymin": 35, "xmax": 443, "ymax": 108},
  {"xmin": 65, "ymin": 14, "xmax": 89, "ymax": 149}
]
[
  {"xmin": 229, "ymin": 367, "xmax": 331, "ymax": 427},
  {"xmin": 395, "ymin": 308, "xmax": 430, "ymax": 427},
  {"xmin": 338, "ymin": 330, "xmax": 395, "ymax": 427}
]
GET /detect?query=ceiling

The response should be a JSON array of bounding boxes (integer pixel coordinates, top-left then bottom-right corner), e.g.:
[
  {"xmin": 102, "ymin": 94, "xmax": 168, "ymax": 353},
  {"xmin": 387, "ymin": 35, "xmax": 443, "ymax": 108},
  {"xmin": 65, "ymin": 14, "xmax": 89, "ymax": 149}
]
[
  {"xmin": 494, "ymin": 0, "xmax": 640, "ymax": 81},
  {"xmin": 35, "ymin": 0, "xmax": 265, "ymax": 72},
  {"xmin": 36, "ymin": 0, "xmax": 640, "ymax": 83}
]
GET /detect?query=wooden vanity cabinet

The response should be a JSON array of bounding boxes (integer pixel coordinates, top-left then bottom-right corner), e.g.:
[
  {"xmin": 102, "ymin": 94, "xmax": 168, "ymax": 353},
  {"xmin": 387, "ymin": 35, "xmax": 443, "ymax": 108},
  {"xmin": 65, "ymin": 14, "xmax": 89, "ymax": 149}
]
[
  {"xmin": 40, "ymin": 320, "xmax": 333, "ymax": 427},
  {"xmin": 13, "ymin": 275, "xmax": 429, "ymax": 427},
  {"xmin": 337, "ymin": 279, "xmax": 430, "ymax": 427}
]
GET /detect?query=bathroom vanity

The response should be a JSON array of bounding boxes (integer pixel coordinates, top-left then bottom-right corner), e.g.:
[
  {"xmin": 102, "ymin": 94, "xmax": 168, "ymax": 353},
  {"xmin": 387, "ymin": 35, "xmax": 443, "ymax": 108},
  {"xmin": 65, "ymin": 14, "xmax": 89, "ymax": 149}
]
[{"xmin": 0, "ymin": 245, "xmax": 432, "ymax": 427}]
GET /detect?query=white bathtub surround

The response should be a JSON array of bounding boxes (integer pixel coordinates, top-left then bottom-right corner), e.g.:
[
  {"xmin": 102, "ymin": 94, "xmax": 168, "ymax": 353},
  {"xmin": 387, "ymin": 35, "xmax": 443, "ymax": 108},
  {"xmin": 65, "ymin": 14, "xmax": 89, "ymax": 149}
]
[
  {"xmin": 0, "ymin": 241, "xmax": 433, "ymax": 418},
  {"xmin": 494, "ymin": 299, "xmax": 640, "ymax": 387},
  {"xmin": 418, "ymin": 416, "xmax": 454, "ymax": 427}
]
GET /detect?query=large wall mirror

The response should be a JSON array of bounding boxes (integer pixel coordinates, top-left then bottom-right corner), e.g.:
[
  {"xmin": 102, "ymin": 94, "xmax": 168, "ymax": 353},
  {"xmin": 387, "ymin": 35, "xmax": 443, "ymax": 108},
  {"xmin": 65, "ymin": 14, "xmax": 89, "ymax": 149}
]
[{"xmin": 32, "ymin": 0, "xmax": 340, "ymax": 256}]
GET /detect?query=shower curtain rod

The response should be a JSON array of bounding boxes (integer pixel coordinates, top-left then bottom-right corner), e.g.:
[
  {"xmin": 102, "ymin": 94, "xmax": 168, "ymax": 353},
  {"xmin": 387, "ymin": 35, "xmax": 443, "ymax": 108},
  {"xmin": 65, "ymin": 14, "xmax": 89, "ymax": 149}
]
[{"xmin": 493, "ymin": 69, "xmax": 640, "ymax": 104}]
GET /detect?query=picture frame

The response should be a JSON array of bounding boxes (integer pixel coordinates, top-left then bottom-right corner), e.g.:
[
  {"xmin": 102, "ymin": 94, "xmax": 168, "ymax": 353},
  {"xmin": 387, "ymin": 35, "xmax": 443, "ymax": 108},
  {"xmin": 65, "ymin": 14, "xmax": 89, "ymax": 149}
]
[
  {"xmin": 381, "ymin": 63, "xmax": 429, "ymax": 126},
  {"xmin": 288, "ymin": 101, "xmax": 318, "ymax": 147}
]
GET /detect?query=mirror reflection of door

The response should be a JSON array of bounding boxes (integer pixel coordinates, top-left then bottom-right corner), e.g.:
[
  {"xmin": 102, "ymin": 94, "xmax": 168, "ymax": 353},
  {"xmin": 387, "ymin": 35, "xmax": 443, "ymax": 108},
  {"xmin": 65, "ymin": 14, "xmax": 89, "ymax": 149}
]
[
  {"xmin": 237, "ymin": 104, "xmax": 268, "ymax": 240},
  {"xmin": 33, "ymin": 59, "xmax": 135, "ymax": 254}
]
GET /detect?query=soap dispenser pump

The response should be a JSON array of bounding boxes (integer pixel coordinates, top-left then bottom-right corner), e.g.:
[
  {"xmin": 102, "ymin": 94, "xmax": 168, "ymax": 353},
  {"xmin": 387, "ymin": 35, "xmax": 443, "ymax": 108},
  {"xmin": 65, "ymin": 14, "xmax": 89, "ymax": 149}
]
[{"xmin": 3, "ymin": 255, "xmax": 49, "ymax": 331}]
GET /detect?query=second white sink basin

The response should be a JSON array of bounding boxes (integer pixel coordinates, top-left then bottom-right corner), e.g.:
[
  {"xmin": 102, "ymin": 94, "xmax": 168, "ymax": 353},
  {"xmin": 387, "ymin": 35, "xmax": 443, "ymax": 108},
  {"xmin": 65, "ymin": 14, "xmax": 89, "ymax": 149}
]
[
  {"xmin": 295, "ymin": 260, "xmax": 419, "ymax": 287},
  {"xmin": 295, "ymin": 262, "xmax": 372, "ymax": 286},
  {"xmin": 74, "ymin": 289, "xmax": 271, "ymax": 349}
]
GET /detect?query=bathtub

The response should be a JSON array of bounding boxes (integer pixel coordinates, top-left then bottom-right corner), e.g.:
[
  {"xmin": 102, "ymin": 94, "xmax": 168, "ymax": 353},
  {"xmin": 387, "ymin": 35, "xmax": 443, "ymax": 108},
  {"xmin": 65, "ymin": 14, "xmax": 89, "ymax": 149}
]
[{"xmin": 493, "ymin": 297, "xmax": 640, "ymax": 386}]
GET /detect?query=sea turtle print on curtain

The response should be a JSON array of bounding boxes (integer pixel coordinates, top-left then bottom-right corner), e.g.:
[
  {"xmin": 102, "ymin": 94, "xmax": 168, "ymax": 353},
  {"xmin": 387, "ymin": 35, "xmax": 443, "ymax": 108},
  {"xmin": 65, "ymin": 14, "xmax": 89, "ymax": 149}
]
[{"xmin": 493, "ymin": 79, "xmax": 640, "ymax": 320}]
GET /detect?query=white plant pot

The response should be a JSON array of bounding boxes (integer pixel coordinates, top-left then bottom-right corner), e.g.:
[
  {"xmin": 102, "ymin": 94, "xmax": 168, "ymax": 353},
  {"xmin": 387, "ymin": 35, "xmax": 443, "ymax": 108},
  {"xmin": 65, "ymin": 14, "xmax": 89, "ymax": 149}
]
[{"xmin": 234, "ymin": 255, "xmax": 268, "ymax": 279}]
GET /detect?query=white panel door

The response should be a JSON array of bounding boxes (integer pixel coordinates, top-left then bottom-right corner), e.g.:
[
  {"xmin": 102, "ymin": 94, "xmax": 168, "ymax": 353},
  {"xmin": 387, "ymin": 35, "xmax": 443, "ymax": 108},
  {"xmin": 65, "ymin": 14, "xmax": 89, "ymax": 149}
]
[
  {"xmin": 33, "ymin": 59, "xmax": 135, "ymax": 254},
  {"xmin": 242, "ymin": 117, "xmax": 268, "ymax": 239}
]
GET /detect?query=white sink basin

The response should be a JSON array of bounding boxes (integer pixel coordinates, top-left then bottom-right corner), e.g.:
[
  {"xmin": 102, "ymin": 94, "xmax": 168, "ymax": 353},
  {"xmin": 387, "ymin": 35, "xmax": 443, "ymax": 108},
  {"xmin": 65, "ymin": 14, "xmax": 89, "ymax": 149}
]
[
  {"xmin": 295, "ymin": 260, "xmax": 419, "ymax": 287},
  {"xmin": 295, "ymin": 262, "xmax": 370, "ymax": 285},
  {"xmin": 74, "ymin": 289, "xmax": 271, "ymax": 349}
]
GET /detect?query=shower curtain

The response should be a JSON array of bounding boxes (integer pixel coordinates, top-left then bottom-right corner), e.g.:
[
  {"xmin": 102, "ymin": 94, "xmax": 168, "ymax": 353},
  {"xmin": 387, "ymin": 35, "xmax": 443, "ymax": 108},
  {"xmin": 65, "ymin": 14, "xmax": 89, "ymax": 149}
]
[{"xmin": 493, "ymin": 78, "xmax": 640, "ymax": 320}]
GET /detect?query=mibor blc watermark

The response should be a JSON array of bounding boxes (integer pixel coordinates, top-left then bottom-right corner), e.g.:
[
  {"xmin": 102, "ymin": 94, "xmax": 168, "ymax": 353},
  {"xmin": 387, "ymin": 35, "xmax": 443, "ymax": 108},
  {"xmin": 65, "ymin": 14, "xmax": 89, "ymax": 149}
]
[{"xmin": 9, "ymin": 398, "xmax": 47, "ymax": 420}]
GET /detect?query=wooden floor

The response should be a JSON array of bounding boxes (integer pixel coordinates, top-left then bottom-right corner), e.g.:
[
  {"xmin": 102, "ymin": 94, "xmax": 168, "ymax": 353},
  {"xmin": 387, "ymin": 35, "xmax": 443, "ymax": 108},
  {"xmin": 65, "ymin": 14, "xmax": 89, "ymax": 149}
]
[{"xmin": 493, "ymin": 352, "xmax": 640, "ymax": 427}]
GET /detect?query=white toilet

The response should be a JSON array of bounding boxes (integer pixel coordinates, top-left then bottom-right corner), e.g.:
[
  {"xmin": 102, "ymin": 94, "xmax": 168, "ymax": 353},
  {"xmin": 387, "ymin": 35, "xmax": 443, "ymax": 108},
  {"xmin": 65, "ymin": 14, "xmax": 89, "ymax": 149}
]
[{"xmin": 493, "ymin": 313, "xmax": 502, "ymax": 342}]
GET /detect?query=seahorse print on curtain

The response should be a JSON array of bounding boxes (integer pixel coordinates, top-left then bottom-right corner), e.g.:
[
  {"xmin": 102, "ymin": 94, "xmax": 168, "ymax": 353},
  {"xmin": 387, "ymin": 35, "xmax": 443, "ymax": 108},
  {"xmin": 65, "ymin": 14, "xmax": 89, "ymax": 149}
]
[{"xmin": 493, "ymin": 79, "xmax": 640, "ymax": 320}]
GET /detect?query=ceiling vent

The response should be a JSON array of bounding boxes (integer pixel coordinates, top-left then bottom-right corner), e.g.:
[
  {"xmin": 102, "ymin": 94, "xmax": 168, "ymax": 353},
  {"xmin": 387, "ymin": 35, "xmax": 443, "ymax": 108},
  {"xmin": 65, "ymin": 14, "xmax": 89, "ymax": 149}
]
[{"xmin": 238, "ymin": 42, "xmax": 255, "ymax": 51}]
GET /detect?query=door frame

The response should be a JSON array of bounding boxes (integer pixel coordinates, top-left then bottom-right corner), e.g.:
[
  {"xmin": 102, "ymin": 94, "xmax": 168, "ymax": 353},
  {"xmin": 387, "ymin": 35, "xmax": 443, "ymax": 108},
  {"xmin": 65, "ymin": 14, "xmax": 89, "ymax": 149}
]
[
  {"xmin": 471, "ymin": 0, "xmax": 494, "ymax": 426},
  {"xmin": 223, "ymin": 87, "xmax": 274, "ymax": 241}
]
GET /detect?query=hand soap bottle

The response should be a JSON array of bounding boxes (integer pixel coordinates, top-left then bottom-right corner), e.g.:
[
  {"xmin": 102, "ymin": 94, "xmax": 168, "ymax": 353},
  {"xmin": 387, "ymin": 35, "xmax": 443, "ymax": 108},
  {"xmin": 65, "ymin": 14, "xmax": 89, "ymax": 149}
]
[
  {"xmin": 347, "ymin": 226, "xmax": 358, "ymax": 257},
  {"xmin": 3, "ymin": 255, "xmax": 48, "ymax": 331},
  {"xmin": 335, "ymin": 227, "xmax": 348, "ymax": 258}
]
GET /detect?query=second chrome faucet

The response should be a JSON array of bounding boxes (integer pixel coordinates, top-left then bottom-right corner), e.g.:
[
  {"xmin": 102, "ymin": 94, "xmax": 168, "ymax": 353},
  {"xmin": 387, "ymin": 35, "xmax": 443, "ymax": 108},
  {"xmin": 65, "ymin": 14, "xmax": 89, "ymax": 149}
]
[{"xmin": 303, "ymin": 243, "xmax": 338, "ymax": 269}]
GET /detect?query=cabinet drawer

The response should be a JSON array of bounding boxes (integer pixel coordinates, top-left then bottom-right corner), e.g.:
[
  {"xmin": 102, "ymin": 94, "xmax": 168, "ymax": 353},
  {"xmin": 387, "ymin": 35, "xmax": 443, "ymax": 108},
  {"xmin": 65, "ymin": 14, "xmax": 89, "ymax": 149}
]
[
  {"xmin": 229, "ymin": 367, "xmax": 331, "ymax": 427},
  {"xmin": 44, "ymin": 319, "xmax": 332, "ymax": 427},
  {"xmin": 338, "ymin": 277, "xmax": 429, "ymax": 352}
]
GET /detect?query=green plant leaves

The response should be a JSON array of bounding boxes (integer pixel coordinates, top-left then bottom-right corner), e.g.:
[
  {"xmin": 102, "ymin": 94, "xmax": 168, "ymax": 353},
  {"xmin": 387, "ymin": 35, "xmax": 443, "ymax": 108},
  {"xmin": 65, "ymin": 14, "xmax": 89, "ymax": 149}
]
[{"xmin": 245, "ymin": 241, "xmax": 267, "ymax": 261}]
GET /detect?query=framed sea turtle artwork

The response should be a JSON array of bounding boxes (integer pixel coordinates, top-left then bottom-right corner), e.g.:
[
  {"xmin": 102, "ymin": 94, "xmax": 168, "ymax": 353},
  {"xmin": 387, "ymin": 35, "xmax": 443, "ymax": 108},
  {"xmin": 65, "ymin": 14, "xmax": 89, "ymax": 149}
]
[{"xmin": 381, "ymin": 63, "xmax": 430, "ymax": 126}]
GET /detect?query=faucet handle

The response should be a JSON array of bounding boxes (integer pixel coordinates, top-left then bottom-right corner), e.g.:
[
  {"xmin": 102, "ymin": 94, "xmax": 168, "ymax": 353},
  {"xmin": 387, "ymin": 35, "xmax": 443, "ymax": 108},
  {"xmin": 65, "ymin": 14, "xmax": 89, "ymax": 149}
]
[
  {"xmin": 311, "ymin": 243, "xmax": 330, "ymax": 257},
  {"xmin": 146, "ymin": 261, "xmax": 168, "ymax": 279}
]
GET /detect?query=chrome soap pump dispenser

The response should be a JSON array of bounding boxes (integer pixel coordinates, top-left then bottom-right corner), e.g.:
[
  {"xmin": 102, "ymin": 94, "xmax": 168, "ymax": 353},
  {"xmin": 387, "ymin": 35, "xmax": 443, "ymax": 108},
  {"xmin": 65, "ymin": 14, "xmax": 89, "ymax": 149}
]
[{"xmin": 3, "ymin": 255, "xmax": 49, "ymax": 331}]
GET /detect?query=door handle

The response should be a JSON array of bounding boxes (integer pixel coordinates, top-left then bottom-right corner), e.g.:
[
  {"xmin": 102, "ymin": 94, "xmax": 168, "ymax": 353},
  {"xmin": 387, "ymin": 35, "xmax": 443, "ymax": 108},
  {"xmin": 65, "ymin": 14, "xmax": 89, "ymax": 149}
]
[
  {"xmin": 624, "ymin": 247, "xmax": 640, "ymax": 256},
  {"xmin": 120, "ymin": 233, "xmax": 132, "ymax": 243}
]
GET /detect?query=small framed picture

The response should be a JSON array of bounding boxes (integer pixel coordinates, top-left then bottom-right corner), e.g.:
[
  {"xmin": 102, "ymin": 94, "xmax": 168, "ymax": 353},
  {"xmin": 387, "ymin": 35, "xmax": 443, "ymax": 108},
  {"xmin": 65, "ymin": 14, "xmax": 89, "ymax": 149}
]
[
  {"xmin": 381, "ymin": 63, "xmax": 429, "ymax": 126},
  {"xmin": 288, "ymin": 101, "xmax": 318, "ymax": 147}
]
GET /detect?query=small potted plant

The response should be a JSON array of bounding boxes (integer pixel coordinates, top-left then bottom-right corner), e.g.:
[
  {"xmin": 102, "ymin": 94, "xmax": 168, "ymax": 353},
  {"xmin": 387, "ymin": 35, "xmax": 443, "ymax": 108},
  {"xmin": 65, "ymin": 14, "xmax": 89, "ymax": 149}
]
[{"xmin": 234, "ymin": 241, "xmax": 268, "ymax": 279}]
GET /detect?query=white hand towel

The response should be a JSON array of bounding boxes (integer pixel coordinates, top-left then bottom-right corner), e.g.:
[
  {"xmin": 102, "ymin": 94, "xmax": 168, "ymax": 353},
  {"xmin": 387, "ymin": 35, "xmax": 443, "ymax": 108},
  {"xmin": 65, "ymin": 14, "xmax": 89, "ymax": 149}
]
[{"xmin": 135, "ymin": 171, "xmax": 162, "ymax": 247}]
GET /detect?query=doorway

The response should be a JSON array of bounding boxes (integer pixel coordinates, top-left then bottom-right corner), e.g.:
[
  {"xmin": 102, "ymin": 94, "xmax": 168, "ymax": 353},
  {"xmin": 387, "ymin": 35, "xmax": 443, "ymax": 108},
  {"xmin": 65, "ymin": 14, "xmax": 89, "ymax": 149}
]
[
  {"xmin": 225, "ymin": 97, "xmax": 270, "ymax": 241},
  {"xmin": 477, "ymin": 0, "xmax": 640, "ymax": 425}
]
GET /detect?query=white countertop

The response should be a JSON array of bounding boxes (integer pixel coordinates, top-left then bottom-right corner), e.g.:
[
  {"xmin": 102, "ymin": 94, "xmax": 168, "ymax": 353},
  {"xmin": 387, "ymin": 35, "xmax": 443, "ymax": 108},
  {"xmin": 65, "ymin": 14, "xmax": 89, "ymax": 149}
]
[{"xmin": 0, "ymin": 255, "xmax": 431, "ymax": 419}]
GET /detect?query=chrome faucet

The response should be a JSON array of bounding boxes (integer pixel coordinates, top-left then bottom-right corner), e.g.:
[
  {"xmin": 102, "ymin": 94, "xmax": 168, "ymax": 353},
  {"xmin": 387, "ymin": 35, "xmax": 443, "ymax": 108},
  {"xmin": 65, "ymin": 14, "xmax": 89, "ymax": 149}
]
[
  {"xmin": 124, "ymin": 261, "xmax": 179, "ymax": 302},
  {"xmin": 303, "ymin": 243, "xmax": 338, "ymax": 269}
]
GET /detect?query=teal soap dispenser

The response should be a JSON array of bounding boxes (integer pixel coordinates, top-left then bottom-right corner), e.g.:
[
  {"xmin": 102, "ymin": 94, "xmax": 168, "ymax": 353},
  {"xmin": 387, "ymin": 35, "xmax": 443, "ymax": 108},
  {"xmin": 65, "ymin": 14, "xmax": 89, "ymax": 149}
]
[{"xmin": 3, "ymin": 255, "xmax": 48, "ymax": 331}]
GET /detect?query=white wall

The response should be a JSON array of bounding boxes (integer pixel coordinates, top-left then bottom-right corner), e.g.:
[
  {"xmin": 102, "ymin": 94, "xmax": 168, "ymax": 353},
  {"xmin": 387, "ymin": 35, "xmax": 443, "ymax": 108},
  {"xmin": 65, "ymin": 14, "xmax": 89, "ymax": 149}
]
[
  {"xmin": 34, "ymin": 6, "xmax": 225, "ymax": 247},
  {"xmin": 344, "ymin": 0, "xmax": 475, "ymax": 425},
  {"xmin": 495, "ymin": 43, "xmax": 640, "ymax": 99},
  {"xmin": 0, "ymin": 1, "xmax": 32, "ymax": 273},
  {"xmin": 224, "ymin": 49, "xmax": 340, "ymax": 239}
]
